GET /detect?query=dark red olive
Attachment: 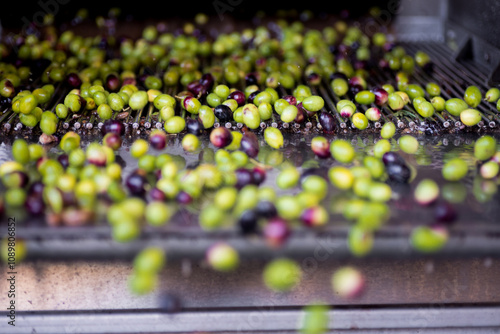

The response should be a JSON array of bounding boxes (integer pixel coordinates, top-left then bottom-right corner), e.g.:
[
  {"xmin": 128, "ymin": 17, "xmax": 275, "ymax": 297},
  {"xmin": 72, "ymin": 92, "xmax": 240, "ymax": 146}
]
[
  {"xmin": 318, "ymin": 111, "xmax": 335, "ymax": 133},
  {"xmin": 283, "ymin": 95, "xmax": 297, "ymax": 106},
  {"xmin": 434, "ymin": 201, "xmax": 457, "ymax": 224},
  {"xmin": 210, "ymin": 127, "xmax": 233, "ymax": 148},
  {"xmin": 122, "ymin": 77, "xmax": 137, "ymax": 86},
  {"xmin": 307, "ymin": 72, "xmax": 321, "ymax": 85},
  {"xmin": 149, "ymin": 187, "xmax": 166, "ymax": 202},
  {"xmin": 103, "ymin": 132, "xmax": 122, "ymax": 151},
  {"xmin": 28, "ymin": 181, "xmax": 45, "ymax": 196},
  {"xmin": 239, "ymin": 131, "xmax": 259, "ymax": 158},
  {"xmin": 105, "ymin": 74, "xmax": 121, "ymax": 92},
  {"xmin": 354, "ymin": 60, "xmax": 367, "ymax": 70},
  {"xmin": 235, "ymin": 168, "xmax": 254, "ymax": 189},
  {"xmin": 372, "ymin": 87, "xmax": 389, "ymax": 106},
  {"xmin": 125, "ymin": 171, "xmax": 147, "ymax": 196},
  {"xmin": 187, "ymin": 81, "xmax": 204, "ymax": 96},
  {"xmin": 176, "ymin": 190, "xmax": 193, "ymax": 205},
  {"xmin": 251, "ymin": 167, "xmax": 266, "ymax": 185},
  {"xmin": 66, "ymin": 72, "xmax": 82, "ymax": 88},
  {"xmin": 263, "ymin": 218, "xmax": 290, "ymax": 248},
  {"xmin": 199, "ymin": 73, "xmax": 214, "ymax": 91},
  {"xmin": 25, "ymin": 194, "xmax": 45, "ymax": 216},
  {"xmin": 227, "ymin": 90, "xmax": 246, "ymax": 106},
  {"xmin": 149, "ymin": 131, "xmax": 167, "ymax": 150},
  {"xmin": 101, "ymin": 119, "xmax": 125, "ymax": 136}
]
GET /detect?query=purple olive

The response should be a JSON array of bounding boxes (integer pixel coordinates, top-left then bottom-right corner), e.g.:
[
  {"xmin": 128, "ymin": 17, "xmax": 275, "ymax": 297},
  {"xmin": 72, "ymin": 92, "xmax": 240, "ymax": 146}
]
[
  {"xmin": 28, "ymin": 181, "xmax": 45, "ymax": 196},
  {"xmin": 199, "ymin": 73, "xmax": 214, "ymax": 91},
  {"xmin": 318, "ymin": 111, "xmax": 335, "ymax": 133},
  {"xmin": 185, "ymin": 118, "xmax": 203, "ymax": 136},
  {"xmin": 251, "ymin": 167, "xmax": 266, "ymax": 186},
  {"xmin": 386, "ymin": 163, "xmax": 411, "ymax": 183},
  {"xmin": 101, "ymin": 119, "xmax": 125, "ymax": 136},
  {"xmin": 125, "ymin": 171, "xmax": 147, "ymax": 196},
  {"xmin": 210, "ymin": 127, "xmax": 233, "ymax": 148},
  {"xmin": 25, "ymin": 194, "xmax": 45, "ymax": 216},
  {"xmin": 235, "ymin": 168, "xmax": 254, "ymax": 189},
  {"xmin": 186, "ymin": 81, "xmax": 204, "ymax": 96},
  {"xmin": 263, "ymin": 218, "xmax": 290, "ymax": 248},
  {"xmin": 434, "ymin": 201, "xmax": 457, "ymax": 224},
  {"xmin": 283, "ymin": 95, "xmax": 297, "ymax": 106},
  {"xmin": 372, "ymin": 87, "xmax": 389, "ymax": 106},
  {"xmin": 105, "ymin": 74, "xmax": 121, "ymax": 92},
  {"xmin": 66, "ymin": 72, "xmax": 82, "ymax": 88},
  {"xmin": 149, "ymin": 187, "xmax": 167, "ymax": 202},
  {"xmin": 149, "ymin": 130, "xmax": 167, "ymax": 150},
  {"xmin": 240, "ymin": 131, "xmax": 259, "ymax": 158},
  {"xmin": 382, "ymin": 151, "xmax": 406, "ymax": 166},
  {"xmin": 103, "ymin": 132, "xmax": 123, "ymax": 151},
  {"xmin": 57, "ymin": 154, "xmax": 70, "ymax": 169},
  {"xmin": 228, "ymin": 90, "xmax": 246, "ymax": 106},
  {"xmin": 176, "ymin": 190, "xmax": 193, "ymax": 205}
]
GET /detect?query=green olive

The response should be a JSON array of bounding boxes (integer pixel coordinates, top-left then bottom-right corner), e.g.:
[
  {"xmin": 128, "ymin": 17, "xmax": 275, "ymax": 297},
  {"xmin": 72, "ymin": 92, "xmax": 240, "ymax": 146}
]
[
  {"xmin": 280, "ymin": 105, "xmax": 298, "ymax": 123},
  {"xmin": 129, "ymin": 91, "xmax": 148, "ymax": 110},
  {"xmin": 242, "ymin": 103, "xmax": 261, "ymax": 129},
  {"xmin": 264, "ymin": 127, "xmax": 284, "ymax": 149},
  {"xmin": 460, "ymin": 108, "xmax": 482, "ymax": 126},
  {"xmin": 164, "ymin": 116, "xmax": 186, "ymax": 133},
  {"xmin": 442, "ymin": 158, "xmax": 468, "ymax": 181},
  {"xmin": 331, "ymin": 78, "xmax": 348, "ymax": 96},
  {"xmin": 474, "ymin": 135, "xmax": 497, "ymax": 161},
  {"xmin": 263, "ymin": 258, "xmax": 302, "ymax": 292},
  {"xmin": 380, "ymin": 122, "xmax": 396, "ymax": 139},
  {"xmin": 399, "ymin": 135, "xmax": 419, "ymax": 154},
  {"xmin": 330, "ymin": 139, "xmax": 356, "ymax": 163},
  {"xmin": 415, "ymin": 101, "xmax": 435, "ymax": 118},
  {"xmin": 12, "ymin": 139, "xmax": 30, "ymax": 164},
  {"xmin": 302, "ymin": 95, "xmax": 325, "ymax": 112},
  {"xmin": 445, "ymin": 98, "xmax": 468, "ymax": 116},
  {"xmin": 485, "ymin": 87, "xmax": 500, "ymax": 103},
  {"xmin": 352, "ymin": 112, "xmax": 369, "ymax": 130},
  {"xmin": 464, "ymin": 85, "xmax": 482, "ymax": 108}
]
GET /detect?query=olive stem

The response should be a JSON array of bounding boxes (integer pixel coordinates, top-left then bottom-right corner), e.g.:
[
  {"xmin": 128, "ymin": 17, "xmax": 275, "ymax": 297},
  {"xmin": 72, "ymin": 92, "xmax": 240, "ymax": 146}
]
[
  {"xmin": 133, "ymin": 106, "xmax": 145, "ymax": 129},
  {"xmin": 144, "ymin": 104, "xmax": 154, "ymax": 129},
  {"xmin": 0, "ymin": 109, "xmax": 13, "ymax": 125}
]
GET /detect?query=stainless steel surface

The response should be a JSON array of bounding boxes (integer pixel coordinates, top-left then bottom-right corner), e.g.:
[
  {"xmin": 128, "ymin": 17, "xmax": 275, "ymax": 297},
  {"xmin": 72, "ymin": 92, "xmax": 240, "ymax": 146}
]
[
  {"xmin": 5, "ymin": 306, "xmax": 500, "ymax": 333},
  {"xmin": 394, "ymin": 0, "xmax": 447, "ymax": 42},
  {"xmin": 2, "ymin": 4, "xmax": 500, "ymax": 332},
  {"xmin": 1, "ymin": 257, "xmax": 499, "ymax": 311}
]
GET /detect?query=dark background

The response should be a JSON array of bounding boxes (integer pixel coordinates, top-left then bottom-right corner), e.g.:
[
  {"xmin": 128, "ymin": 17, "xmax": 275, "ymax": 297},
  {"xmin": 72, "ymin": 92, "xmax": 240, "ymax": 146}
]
[{"xmin": 1, "ymin": 0, "xmax": 394, "ymax": 30}]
